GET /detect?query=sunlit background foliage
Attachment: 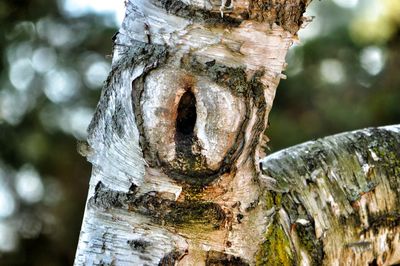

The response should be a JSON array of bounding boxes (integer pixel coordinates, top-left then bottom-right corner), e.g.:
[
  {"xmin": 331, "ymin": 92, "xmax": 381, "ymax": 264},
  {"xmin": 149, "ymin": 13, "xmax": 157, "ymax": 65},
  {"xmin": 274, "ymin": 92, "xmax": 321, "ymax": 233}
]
[{"xmin": 0, "ymin": 0, "xmax": 399, "ymax": 265}]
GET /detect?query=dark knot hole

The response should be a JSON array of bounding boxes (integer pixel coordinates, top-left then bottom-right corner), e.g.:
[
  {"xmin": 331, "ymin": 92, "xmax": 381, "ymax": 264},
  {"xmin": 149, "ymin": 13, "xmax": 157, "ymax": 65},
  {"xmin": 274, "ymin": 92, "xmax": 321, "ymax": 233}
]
[
  {"xmin": 224, "ymin": 0, "xmax": 232, "ymax": 7},
  {"xmin": 176, "ymin": 90, "xmax": 197, "ymax": 137}
]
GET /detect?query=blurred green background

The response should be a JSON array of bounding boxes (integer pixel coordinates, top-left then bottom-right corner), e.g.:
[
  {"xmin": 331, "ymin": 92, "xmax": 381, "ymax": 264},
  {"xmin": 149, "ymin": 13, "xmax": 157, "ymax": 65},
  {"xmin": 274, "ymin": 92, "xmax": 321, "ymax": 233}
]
[{"xmin": 0, "ymin": 0, "xmax": 399, "ymax": 265}]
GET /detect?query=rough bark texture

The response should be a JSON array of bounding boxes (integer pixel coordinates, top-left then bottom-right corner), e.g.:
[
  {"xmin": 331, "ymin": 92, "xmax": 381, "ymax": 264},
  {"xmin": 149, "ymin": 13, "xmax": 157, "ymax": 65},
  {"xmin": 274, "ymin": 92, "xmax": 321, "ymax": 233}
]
[
  {"xmin": 74, "ymin": 0, "xmax": 400, "ymax": 265},
  {"xmin": 260, "ymin": 125, "xmax": 400, "ymax": 265},
  {"xmin": 72, "ymin": 1, "xmax": 399, "ymax": 265},
  {"xmin": 74, "ymin": 0, "xmax": 310, "ymax": 264}
]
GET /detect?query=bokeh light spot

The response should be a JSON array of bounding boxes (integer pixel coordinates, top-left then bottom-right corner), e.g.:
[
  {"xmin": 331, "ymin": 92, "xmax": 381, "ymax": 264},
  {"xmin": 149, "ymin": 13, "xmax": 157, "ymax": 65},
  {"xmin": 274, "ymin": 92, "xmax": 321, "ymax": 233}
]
[
  {"xmin": 0, "ymin": 177, "xmax": 16, "ymax": 218},
  {"xmin": 6, "ymin": 42, "xmax": 33, "ymax": 64},
  {"xmin": 15, "ymin": 165, "xmax": 44, "ymax": 204},
  {"xmin": 360, "ymin": 46, "xmax": 386, "ymax": 76},
  {"xmin": 44, "ymin": 69, "xmax": 80, "ymax": 103},
  {"xmin": 84, "ymin": 61, "xmax": 110, "ymax": 89},
  {"xmin": 36, "ymin": 18, "xmax": 83, "ymax": 48},
  {"xmin": 9, "ymin": 58, "xmax": 35, "ymax": 91},
  {"xmin": 0, "ymin": 89, "xmax": 30, "ymax": 125},
  {"xmin": 32, "ymin": 47, "xmax": 57, "ymax": 73},
  {"xmin": 320, "ymin": 59, "xmax": 345, "ymax": 85}
]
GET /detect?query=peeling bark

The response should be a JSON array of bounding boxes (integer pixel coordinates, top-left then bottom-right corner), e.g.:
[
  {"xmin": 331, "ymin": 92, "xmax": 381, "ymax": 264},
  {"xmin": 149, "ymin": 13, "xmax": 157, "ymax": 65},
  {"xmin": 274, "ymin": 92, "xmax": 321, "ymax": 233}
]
[
  {"xmin": 75, "ymin": 0, "xmax": 307, "ymax": 264},
  {"xmin": 260, "ymin": 125, "xmax": 400, "ymax": 265},
  {"xmin": 73, "ymin": 1, "xmax": 398, "ymax": 266}
]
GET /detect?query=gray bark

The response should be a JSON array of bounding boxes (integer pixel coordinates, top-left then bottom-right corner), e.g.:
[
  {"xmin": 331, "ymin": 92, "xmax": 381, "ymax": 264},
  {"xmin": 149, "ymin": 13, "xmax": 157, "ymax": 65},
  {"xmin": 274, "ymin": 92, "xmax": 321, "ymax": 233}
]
[
  {"xmin": 260, "ymin": 125, "xmax": 400, "ymax": 265},
  {"xmin": 75, "ymin": 0, "xmax": 400, "ymax": 265}
]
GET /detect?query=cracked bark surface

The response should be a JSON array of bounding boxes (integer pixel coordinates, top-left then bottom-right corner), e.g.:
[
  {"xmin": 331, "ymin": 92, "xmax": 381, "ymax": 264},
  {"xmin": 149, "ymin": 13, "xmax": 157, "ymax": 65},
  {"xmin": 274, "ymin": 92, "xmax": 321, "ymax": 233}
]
[
  {"xmin": 260, "ymin": 125, "xmax": 400, "ymax": 265},
  {"xmin": 74, "ymin": 0, "xmax": 400, "ymax": 265}
]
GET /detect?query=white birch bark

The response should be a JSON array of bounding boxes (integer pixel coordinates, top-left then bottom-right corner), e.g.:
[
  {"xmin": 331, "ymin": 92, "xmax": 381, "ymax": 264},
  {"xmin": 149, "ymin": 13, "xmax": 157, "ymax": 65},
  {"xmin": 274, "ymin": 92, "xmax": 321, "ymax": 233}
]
[
  {"xmin": 260, "ymin": 125, "xmax": 400, "ymax": 265},
  {"xmin": 74, "ymin": 1, "xmax": 400, "ymax": 265}
]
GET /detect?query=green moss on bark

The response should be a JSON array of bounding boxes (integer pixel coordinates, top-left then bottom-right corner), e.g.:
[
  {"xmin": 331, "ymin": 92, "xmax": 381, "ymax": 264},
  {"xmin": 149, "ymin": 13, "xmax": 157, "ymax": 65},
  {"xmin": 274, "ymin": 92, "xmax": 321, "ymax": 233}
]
[{"xmin": 255, "ymin": 217, "xmax": 295, "ymax": 266}]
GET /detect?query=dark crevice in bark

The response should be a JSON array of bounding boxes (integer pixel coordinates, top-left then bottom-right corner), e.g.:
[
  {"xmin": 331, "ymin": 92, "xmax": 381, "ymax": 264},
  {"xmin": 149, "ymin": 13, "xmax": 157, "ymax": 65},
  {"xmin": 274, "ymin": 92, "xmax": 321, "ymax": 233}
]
[
  {"xmin": 369, "ymin": 258, "xmax": 378, "ymax": 266},
  {"xmin": 176, "ymin": 90, "xmax": 197, "ymax": 137},
  {"xmin": 174, "ymin": 90, "xmax": 198, "ymax": 160}
]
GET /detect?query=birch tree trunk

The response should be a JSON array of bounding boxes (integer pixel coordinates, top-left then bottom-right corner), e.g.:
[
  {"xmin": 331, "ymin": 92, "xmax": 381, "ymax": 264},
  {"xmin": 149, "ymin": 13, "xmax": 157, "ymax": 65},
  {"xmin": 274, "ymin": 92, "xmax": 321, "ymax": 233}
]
[{"xmin": 74, "ymin": 0, "xmax": 400, "ymax": 265}]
